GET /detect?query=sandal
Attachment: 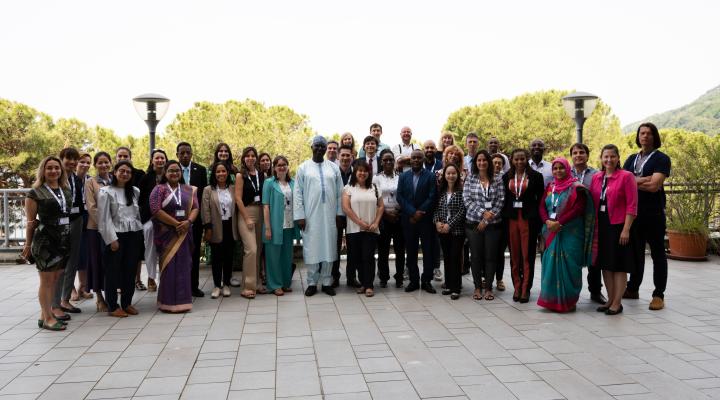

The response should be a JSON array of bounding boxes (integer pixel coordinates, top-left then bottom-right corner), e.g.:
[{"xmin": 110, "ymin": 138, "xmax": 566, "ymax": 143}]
[
  {"xmin": 497, "ymin": 280, "xmax": 506, "ymax": 291},
  {"xmin": 135, "ymin": 281, "xmax": 147, "ymax": 291},
  {"xmin": 80, "ymin": 290, "xmax": 94, "ymax": 299},
  {"xmin": 147, "ymin": 278, "xmax": 157, "ymax": 292},
  {"xmin": 70, "ymin": 289, "xmax": 79, "ymax": 302},
  {"xmin": 365, "ymin": 288, "xmax": 374, "ymax": 297},
  {"xmin": 256, "ymin": 288, "xmax": 268, "ymax": 295},
  {"xmin": 241, "ymin": 290, "xmax": 256, "ymax": 299},
  {"xmin": 473, "ymin": 289, "xmax": 483, "ymax": 300},
  {"xmin": 484, "ymin": 291, "xmax": 495, "ymax": 301},
  {"xmin": 274, "ymin": 289, "xmax": 284, "ymax": 296}
]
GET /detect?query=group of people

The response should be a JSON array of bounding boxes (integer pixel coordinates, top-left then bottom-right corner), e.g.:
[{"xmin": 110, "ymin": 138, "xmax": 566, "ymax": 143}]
[{"xmin": 22, "ymin": 121, "xmax": 671, "ymax": 331}]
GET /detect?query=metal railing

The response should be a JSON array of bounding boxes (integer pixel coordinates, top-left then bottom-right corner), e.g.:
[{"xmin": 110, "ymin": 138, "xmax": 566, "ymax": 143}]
[{"xmin": 0, "ymin": 189, "xmax": 30, "ymax": 248}]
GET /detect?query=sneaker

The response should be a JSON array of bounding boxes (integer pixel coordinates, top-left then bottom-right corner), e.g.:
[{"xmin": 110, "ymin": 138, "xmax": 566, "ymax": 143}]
[
  {"xmin": 649, "ymin": 296, "xmax": 664, "ymax": 310},
  {"xmin": 222, "ymin": 285, "xmax": 231, "ymax": 297},
  {"xmin": 433, "ymin": 268, "xmax": 443, "ymax": 281},
  {"xmin": 211, "ymin": 287, "xmax": 221, "ymax": 299},
  {"xmin": 230, "ymin": 277, "xmax": 242, "ymax": 287}
]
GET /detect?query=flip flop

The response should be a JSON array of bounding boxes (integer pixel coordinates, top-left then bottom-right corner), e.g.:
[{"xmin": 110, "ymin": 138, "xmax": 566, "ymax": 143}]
[
  {"xmin": 473, "ymin": 289, "xmax": 483, "ymax": 300},
  {"xmin": 241, "ymin": 290, "xmax": 256, "ymax": 299},
  {"xmin": 484, "ymin": 292, "xmax": 495, "ymax": 301}
]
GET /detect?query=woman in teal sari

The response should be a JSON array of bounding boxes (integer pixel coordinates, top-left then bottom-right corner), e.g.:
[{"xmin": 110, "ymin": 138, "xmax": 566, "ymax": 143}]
[{"xmin": 537, "ymin": 157, "xmax": 595, "ymax": 312}]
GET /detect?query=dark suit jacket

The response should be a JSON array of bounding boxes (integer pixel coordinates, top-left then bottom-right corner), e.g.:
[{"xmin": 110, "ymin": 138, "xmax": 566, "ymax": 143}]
[
  {"xmin": 397, "ymin": 168, "xmax": 437, "ymax": 223},
  {"xmin": 185, "ymin": 161, "xmax": 208, "ymax": 207},
  {"xmin": 501, "ymin": 168, "xmax": 544, "ymax": 221}
]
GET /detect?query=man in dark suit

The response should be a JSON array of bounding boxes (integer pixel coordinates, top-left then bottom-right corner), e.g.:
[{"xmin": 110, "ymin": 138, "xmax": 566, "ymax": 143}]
[
  {"xmin": 397, "ymin": 149, "xmax": 438, "ymax": 293},
  {"xmin": 177, "ymin": 142, "xmax": 208, "ymax": 297}
]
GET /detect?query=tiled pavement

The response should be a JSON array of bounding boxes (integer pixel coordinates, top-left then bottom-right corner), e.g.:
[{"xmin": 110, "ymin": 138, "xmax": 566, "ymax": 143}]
[{"xmin": 2, "ymin": 256, "xmax": 720, "ymax": 399}]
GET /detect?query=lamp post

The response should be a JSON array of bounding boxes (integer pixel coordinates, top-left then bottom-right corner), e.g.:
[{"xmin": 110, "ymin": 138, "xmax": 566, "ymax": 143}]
[
  {"xmin": 132, "ymin": 93, "xmax": 170, "ymax": 156},
  {"xmin": 562, "ymin": 92, "xmax": 598, "ymax": 144}
]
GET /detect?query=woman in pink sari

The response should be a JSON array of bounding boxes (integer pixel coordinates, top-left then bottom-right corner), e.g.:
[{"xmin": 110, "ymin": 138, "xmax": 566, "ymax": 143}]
[{"xmin": 149, "ymin": 160, "xmax": 199, "ymax": 312}]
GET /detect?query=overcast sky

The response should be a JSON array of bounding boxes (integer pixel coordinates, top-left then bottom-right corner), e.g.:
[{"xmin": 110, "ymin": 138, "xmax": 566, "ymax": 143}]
[{"xmin": 2, "ymin": 0, "xmax": 718, "ymax": 147}]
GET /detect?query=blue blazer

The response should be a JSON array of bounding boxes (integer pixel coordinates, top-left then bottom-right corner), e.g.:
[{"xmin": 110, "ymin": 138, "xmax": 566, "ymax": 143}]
[{"xmin": 397, "ymin": 168, "xmax": 437, "ymax": 222}]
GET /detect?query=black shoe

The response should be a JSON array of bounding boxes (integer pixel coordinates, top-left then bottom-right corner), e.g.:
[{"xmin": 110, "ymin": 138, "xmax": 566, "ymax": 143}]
[
  {"xmin": 61, "ymin": 305, "xmax": 82, "ymax": 313},
  {"xmin": 442, "ymin": 289, "xmax": 452, "ymax": 295},
  {"xmin": 305, "ymin": 286, "xmax": 318, "ymax": 296},
  {"xmin": 331, "ymin": 278, "xmax": 340, "ymax": 288},
  {"xmin": 347, "ymin": 279, "xmax": 361, "ymax": 288},
  {"xmin": 450, "ymin": 293, "xmax": 460, "ymax": 300},
  {"xmin": 605, "ymin": 305, "xmax": 624, "ymax": 315},
  {"xmin": 395, "ymin": 280, "xmax": 403, "ymax": 289},
  {"xmin": 405, "ymin": 283, "xmax": 419, "ymax": 292},
  {"xmin": 590, "ymin": 292, "xmax": 607, "ymax": 304},
  {"xmin": 321, "ymin": 286, "xmax": 336, "ymax": 296},
  {"xmin": 192, "ymin": 288, "xmax": 205, "ymax": 297},
  {"xmin": 54, "ymin": 313, "xmax": 71, "ymax": 321},
  {"xmin": 379, "ymin": 281, "xmax": 387, "ymax": 288},
  {"xmin": 622, "ymin": 289, "xmax": 639, "ymax": 299},
  {"xmin": 596, "ymin": 305, "xmax": 609, "ymax": 312},
  {"xmin": 421, "ymin": 282, "xmax": 437, "ymax": 294}
]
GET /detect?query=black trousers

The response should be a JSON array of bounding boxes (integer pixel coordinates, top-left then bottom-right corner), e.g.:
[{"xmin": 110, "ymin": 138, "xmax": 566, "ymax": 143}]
[
  {"xmin": 191, "ymin": 223, "xmax": 203, "ymax": 291},
  {"xmin": 496, "ymin": 221, "xmax": 508, "ymax": 281},
  {"xmin": 587, "ymin": 265, "xmax": 603, "ymax": 294},
  {"xmin": 465, "ymin": 223, "xmax": 501, "ymax": 289},
  {"xmin": 348, "ymin": 232, "xmax": 378, "ymax": 289},
  {"xmin": 402, "ymin": 217, "xmax": 435, "ymax": 285},
  {"xmin": 377, "ymin": 217, "xmax": 405, "ymax": 283},
  {"xmin": 627, "ymin": 213, "xmax": 668, "ymax": 298},
  {"xmin": 210, "ymin": 220, "xmax": 234, "ymax": 288},
  {"xmin": 104, "ymin": 231, "xmax": 143, "ymax": 311},
  {"xmin": 332, "ymin": 217, "xmax": 357, "ymax": 283},
  {"xmin": 439, "ymin": 233, "xmax": 464, "ymax": 293}
]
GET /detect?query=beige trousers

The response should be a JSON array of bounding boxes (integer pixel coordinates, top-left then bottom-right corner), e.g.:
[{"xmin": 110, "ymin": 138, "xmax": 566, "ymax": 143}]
[{"xmin": 237, "ymin": 205, "xmax": 263, "ymax": 291}]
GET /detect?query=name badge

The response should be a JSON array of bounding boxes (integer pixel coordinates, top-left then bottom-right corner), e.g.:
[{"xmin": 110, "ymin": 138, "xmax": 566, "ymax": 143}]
[
  {"xmin": 254, "ymin": 195, "xmax": 261, "ymax": 202},
  {"xmin": 549, "ymin": 212, "xmax": 557, "ymax": 219},
  {"xmin": 71, "ymin": 207, "xmax": 80, "ymax": 214},
  {"xmin": 484, "ymin": 201, "xmax": 492, "ymax": 208},
  {"xmin": 600, "ymin": 205, "xmax": 606, "ymax": 212},
  {"xmin": 513, "ymin": 201, "xmax": 523, "ymax": 208},
  {"xmin": 176, "ymin": 210, "xmax": 186, "ymax": 217},
  {"xmin": 59, "ymin": 217, "xmax": 69, "ymax": 225}
]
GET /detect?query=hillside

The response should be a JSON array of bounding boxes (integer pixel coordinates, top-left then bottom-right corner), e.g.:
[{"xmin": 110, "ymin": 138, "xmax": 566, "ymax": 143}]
[{"xmin": 623, "ymin": 85, "xmax": 720, "ymax": 135}]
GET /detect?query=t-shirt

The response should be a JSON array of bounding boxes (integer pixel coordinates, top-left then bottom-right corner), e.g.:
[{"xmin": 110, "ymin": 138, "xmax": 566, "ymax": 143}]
[
  {"xmin": 623, "ymin": 150, "xmax": 671, "ymax": 216},
  {"xmin": 343, "ymin": 184, "xmax": 380, "ymax": 234}
]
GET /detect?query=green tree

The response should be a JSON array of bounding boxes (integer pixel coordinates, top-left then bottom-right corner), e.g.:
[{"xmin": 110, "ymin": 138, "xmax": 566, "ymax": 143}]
[{"xmin": 162, "ymin": 99, "xmax": 314, "ymax": 169}]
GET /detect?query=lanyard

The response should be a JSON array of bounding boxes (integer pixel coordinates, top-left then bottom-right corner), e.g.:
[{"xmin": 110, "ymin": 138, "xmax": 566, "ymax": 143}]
[
  {"xmin": 167, "ymin": 184, "xmax": 182, "ymax": 207},
  {"xmin": 513, "ymin": 173, "xmax": 526, "ymax": 199},
  {"xmin": 69, "ymin": 174, "xmax": 76, "ymax": 205},
  {"xmin": 633, "ymin": 150, "xmax": 657, "ymax": 176},
  {"xmin": 248, "ymin": 173, "xmax": 259, "ymax": 194},
  {"xmin": 600, "ymin": 175, "xmax": 608, "ymax": 201},
  {"xmin": 550, "ymin": 184, "xmax": 560, "ymax": 212},
  {"xmin": 574, "ymin": 168, "xmax": 587, "ymax": 184},
  {"xmin": 44, "ymin": 184, "xmax": 67, "ymax": 214},
  {"xmin": 479, "ymin": 178, "xmax": 490, "ymax": 199}
]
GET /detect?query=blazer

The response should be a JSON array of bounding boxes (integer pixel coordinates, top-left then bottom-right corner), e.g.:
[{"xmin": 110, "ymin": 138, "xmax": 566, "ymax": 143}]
[
  {"xmin": 501, "ymin": 168, "xmax": 544, "ymax": 221},
  {"xmin": 590, "ymin": 169, "xmax": 638, "ymax": 225},
  {"xmin": 397, "ymin": 168, "xmax": 437, "ymax": 222},
  {"xmin": 261, "ymin": 177, "xmax": 301, "ymax": 246},
  {"xmin": 201, "ymin": 185, "xmax": 239, "ymax": 243},
  {"xmin": 433, "ymin": 191, "xmax": 466, "ymax": 236},
  {"xmin": 85, "ymin": 177, "xmax": 109, "ymax": 230}
]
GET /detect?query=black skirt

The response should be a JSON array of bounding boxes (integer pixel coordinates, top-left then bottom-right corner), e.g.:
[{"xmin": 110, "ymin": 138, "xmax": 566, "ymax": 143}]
[{"xmin": 596, "ymin": 210, "xmax": 637, "ymax": 273}]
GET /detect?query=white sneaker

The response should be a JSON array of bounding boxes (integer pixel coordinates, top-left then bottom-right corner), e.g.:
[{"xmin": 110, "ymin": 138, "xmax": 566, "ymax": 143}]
[
  {"xmin": 211, "ymin": 287, "xmax": 221, "ymax": 299},
  {"xmin": 230, "ymin": 277, "xmax": 242, "ymax": 287},
  {"xmin": 222, "ymin": 285, "xmax": 231, "ymax": 297},
  {"xmin": 434, "ymin": 268, "xmax": 443, "ymax": 281}
]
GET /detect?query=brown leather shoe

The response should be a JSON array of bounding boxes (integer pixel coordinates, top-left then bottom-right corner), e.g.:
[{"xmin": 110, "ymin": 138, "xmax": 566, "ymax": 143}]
[
  {"xmin": 649, "ymin": 296, "xmax": 664, "ymax": 310},
  {"xmin": 109, "ymin": 308, "xmax": 128, "ymax": 318},
  {"xmin": 622, "ymin": 289, "xmax": 639, "ymax": 299},
  {"xmin": 124, "ymin": 305, "xmax": 139, "ymax": 315}
]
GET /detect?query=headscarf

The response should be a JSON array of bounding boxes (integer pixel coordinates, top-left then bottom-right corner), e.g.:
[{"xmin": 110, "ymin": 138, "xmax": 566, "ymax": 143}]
[
  {"xmin": 550, "ymin": 157, "xmax": 577, "ymax": 192},
  {"xmin": 311, "ymin": 135, "xmax": 328, "ymax": 147}
]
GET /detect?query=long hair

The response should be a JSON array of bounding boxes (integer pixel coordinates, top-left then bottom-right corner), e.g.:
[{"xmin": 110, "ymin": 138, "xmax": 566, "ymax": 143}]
[
  {"xmin": 258, "ymin": 152, "xmax": 272, "ymax": 177},
  {"xmin": 208, "ymin": 161, "xmax": 231, "ymax": 189},
  {"xmin": 240, "ymin": 146, "xmax": 259, "ymax": 176},
  {"xmin": 340, "ymin": 132, "xmax": 356, "ymax": 156},
  {"xmin": 160, "ymin": 160, "xmax": 186, "ymax": 185},
  {"xmin": 32, "ymin": 156, "xmax": 68, "ymax": 189},
  {"xmin": 111, "ymin": 160, "xmax": 136, "ymax": 206},
  {"xmin": 636, "ymin": 122, "xmax": 662, "ymax": 149},
  {"xmin": 213, "ymin": 143, "xmax": 235, "ymax": 167},
  {"xmin": 437, "ymin": 131, "xmax": 455, "ymax": 152},
  {"xmin": 442, "ymin": 145, "xmax": 465, "ymax": 167},
  {"xmin": 439, "ymin": 163, "xmax": 462, "ymax": 193},
  {"xmin": 349, "ymin": 160, "xmax": 372, "ymax": 189},
  {"xmin": 507, "ymin": 148, "xmax": 530, "ymax": 177},
  {"xmin": 146, "ymin": 148, "xmax": 168, "ymax": 174},
  {"xmin": 470, "ymin": 149, "xmax": 493, "ymax": 177},
  {"xmin": 600, "ymin": 144, "xmax": 622, "ymax": 171},
  {"xmin": 272, "ymin": 155, "xmax": 291, "ymax": 183}
]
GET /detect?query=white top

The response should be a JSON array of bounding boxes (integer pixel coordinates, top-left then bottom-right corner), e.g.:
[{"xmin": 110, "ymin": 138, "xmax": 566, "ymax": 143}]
[
  {"xmin": 343, "ymin": 184, "xmax": 380, "ymax": 235},
  {"xmin": 373, "ymin": 173, "xmax": 400, "ymax": 211},
  {"xmin": 530, "ymin": 158, "xmax": 553, "ymax": 187},
  {"xmin": 280, "ymin": 181, "xmax": 294, "ymax": 229},
  {"xmin": 218, "ymin": 187, "xmax": 232, "ymax": 220},
  {"xmin": 97, "ymin": 186, "xmax": 143, "ymax": 245}
]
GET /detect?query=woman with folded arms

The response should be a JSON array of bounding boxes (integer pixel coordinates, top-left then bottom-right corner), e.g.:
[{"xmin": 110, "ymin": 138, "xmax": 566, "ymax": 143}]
[
  {"xmin": 23, "ymin": 156, "xmax": 73, "ymax": 331},
  {"xmin": 590, "ymin": 145, "xmax": 638, "ymax": 315},
  {"xmin": 202, "ymin": 161, "xmax": 238, "ymax": 298},
  {"xmin": 262, "ymin": 156, "xmax": 301, "ymax": 295},
  {"xmin": 342, "ymin": 160, "xmax": 384, "ymax": 297},
  {"xmin": 433, "ymin": 163, "xmax": 466, "ymax": 300},
  {"xmin": 97, "ymin": 161, "xmax": 144, "ymax": 317},
  {"xmin": 85, "ymin": 151, "xmax": 113, "ymax": 312}
]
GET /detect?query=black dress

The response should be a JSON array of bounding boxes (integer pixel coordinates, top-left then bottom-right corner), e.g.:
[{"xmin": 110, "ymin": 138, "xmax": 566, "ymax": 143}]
[{"xmin": 596, "ymin": 197, "xmax": 636, "ymax": 273}]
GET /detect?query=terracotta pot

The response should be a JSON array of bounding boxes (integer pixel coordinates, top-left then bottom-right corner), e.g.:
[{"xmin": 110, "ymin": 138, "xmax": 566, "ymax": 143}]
[{"xmin": 667, "ymin": 229, "xmax": 708, "ymax": 261}]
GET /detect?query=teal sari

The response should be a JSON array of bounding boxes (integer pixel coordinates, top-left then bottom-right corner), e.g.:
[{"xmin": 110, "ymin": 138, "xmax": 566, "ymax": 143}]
[{"xmin": 537, "ymin": 183, "xmax": 594, "ymax": 312}]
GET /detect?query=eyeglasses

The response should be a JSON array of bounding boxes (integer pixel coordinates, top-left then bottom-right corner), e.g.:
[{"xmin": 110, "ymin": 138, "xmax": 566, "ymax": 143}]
[{"xmin": 166, "ymin": 169, "xmax": 181, "ymax": 174}]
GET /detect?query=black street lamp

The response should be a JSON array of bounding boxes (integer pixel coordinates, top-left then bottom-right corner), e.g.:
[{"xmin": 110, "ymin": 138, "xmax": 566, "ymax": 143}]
[
  {"xmin": 133, "ymin": 93, "xmax": 170, "ymax": 156},
  {"xmin": 562, "ymin": 91, "xmax": 598, "ymax": 144}
]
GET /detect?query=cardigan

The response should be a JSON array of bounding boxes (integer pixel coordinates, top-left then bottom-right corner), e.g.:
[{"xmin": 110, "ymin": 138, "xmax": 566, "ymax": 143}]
[
  {"xmin": 262, "ymin": 177, "xmax": 301, "ymax": 245},
  {"xmin": 590, "ymin": 169, "xmax": 638, "ymax": 225}
]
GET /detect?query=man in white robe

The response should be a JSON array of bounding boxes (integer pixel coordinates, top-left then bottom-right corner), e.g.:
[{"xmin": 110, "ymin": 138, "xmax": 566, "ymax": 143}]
[{"xmin": 294, "ymin": 136, "xmax": 344, "ymax": 296}]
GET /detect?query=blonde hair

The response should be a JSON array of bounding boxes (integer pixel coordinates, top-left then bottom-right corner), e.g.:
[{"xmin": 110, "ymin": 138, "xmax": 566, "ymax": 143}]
[
  {"xmin": 32, "ymin": 156, "xmax": 68, "ymax": 189},
  {"xmin": 442, "ymin": 145, "xmax": 465, "ymax": 167},
  {"xmin": 340, "ymin": 132, "xmax": 357, "ymax": 157},
  {"xmin": 437, "ymin": 131, "xmax": 455, "ymax": 152}
]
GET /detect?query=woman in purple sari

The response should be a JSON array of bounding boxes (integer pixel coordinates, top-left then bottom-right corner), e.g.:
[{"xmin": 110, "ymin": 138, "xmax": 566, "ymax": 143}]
[{"xmin": 149, "ymin": 160, "xmax": 199, "ymax": 313}]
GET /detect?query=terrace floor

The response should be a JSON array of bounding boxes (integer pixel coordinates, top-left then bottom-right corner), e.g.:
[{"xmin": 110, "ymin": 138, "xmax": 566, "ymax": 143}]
[{"xmin": 1, "ymin": 255, "xmax": 720, "ymax": 400}]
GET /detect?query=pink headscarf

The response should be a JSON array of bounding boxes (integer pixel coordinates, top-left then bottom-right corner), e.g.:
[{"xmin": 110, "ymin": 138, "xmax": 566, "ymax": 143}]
[{"xmin": 550, "ymin": 157, "xmax": 577, "ymax": 192}]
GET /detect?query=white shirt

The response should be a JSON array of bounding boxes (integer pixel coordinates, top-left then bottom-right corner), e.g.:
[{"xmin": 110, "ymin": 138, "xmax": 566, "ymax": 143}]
[
  {"xmin": 530, "ymin": 158, "xmax": 553, "ymax": 187},
  {"xmin": 343, "ymin": 184, "xmax": 380, "ymax": 235},
  {"xmin": 374, "ymin": 172, "xmax": 400, "ymax": 211}
]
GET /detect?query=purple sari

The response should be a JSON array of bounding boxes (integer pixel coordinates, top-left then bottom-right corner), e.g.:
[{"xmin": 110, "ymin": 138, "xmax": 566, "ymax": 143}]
[{"xmin": 150, "ymin": 184, "xmax": 198, "ymax": 312}]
